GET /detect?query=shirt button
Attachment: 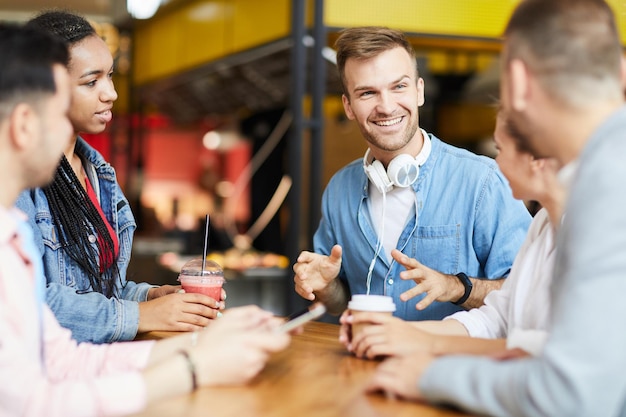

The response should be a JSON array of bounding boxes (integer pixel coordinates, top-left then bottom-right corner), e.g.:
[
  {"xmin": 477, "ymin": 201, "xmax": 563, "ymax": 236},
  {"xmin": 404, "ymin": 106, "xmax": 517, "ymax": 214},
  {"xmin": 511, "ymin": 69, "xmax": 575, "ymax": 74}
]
[
  {"xmin": 88, "ymin": 234, "xmax": 97, "ymax": 243},
  {"xmin": 388, "ymin": 279, "xmax": 394, "ymax": 285}
]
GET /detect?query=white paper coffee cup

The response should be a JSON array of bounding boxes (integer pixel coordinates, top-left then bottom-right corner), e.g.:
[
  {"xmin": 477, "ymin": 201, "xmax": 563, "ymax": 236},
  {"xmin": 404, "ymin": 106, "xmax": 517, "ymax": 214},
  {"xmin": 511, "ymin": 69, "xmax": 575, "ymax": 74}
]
[
  {"xmin": 348, "ymin": 295, "xmax": 396, "ymax": 344},
  {"xmin": 348, "ymin": 294, "xmax": 396, "ymax": 312}
]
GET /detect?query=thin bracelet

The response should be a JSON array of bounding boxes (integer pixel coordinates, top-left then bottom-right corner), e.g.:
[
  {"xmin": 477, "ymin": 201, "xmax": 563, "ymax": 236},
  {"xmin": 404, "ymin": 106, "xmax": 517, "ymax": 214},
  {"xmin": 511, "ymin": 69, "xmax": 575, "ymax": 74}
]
[{"xmin": 178, "ymin": 350, "xmax": 198, "ymax": 391}]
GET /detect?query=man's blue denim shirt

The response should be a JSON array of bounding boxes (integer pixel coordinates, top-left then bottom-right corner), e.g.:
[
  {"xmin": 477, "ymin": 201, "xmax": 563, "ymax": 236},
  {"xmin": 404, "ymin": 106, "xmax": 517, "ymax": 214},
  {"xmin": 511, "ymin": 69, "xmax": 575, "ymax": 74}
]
[{"xmin": 314, "ymin": 134, "xmax": 531, "ymax": 321}]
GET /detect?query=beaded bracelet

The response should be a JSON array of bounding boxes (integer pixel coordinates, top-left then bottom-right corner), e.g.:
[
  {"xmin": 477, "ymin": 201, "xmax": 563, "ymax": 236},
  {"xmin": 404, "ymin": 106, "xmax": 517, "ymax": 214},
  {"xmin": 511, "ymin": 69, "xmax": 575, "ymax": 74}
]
[{"xmin": 178, "ymin": 350, "xmax": 198, "ymax": 391}]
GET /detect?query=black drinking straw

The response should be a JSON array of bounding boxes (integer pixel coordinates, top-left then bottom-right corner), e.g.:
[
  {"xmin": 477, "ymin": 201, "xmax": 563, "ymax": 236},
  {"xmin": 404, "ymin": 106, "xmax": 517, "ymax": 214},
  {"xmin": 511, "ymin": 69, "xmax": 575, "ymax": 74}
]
[{"xmin": 202, "ymin": 214, "xmax": 210, "ymax": 274}]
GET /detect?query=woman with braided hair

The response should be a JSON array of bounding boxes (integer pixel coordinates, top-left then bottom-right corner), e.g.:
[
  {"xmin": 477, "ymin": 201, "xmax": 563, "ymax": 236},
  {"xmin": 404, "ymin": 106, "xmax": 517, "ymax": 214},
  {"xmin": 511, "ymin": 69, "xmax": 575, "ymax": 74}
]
[{"xmin": 16, "ymin": 10, "xmax": 224, "ymax": 344}]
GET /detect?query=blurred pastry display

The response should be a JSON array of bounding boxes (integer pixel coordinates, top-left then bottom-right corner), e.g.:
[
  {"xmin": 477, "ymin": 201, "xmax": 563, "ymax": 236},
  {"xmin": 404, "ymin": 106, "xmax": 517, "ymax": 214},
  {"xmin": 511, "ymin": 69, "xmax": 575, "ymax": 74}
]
[
  {"xmin": 159, "ymin": 248, "xmax": 289, "ymax": 278},
  {"xmin": 206, "ymin": 248, "xmax": 289, "ymax": 271}
]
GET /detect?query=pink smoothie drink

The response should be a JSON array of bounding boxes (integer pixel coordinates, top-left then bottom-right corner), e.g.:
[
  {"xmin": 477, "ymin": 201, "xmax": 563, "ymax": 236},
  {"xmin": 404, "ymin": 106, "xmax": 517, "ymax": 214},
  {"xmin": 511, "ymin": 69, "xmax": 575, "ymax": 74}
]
[
  {"xmin": 179, "ymin": 277, "xmax": 223, "ymax": 300},
  {"xmin": 178, "ymin": 257, "xmax": 225, "ymax": 301}
]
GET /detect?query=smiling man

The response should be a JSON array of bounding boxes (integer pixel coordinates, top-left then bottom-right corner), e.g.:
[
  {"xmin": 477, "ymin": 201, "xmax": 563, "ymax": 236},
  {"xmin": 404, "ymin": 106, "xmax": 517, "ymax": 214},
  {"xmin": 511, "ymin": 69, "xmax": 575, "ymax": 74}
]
[{"xmin": 293, "ymin": 27, "xmax": 531, "ymax": 321}]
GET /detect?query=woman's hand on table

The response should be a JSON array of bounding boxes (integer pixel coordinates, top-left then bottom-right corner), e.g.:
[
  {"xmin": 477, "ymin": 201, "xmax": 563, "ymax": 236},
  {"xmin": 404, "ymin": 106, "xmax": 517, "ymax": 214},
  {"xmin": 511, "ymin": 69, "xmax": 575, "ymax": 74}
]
[
  {"xmin": 138, "ymin": 292, "xmax": 225, "ymax": 333},
  {"xmin": 339, "ymin": 310, "xmax": 436, "ymax": 359}
]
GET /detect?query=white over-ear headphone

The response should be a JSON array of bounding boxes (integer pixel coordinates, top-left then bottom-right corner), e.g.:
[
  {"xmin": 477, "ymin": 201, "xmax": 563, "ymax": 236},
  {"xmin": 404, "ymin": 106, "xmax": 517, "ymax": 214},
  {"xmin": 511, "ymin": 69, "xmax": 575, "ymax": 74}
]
[{"xmin": 363, "ymin": 133, "xmax": 432, "ymax": 193}]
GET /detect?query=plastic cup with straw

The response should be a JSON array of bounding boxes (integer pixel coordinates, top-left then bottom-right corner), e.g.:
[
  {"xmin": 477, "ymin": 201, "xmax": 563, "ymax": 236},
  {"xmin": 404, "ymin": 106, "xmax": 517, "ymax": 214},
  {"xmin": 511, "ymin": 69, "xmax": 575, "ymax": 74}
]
[{"xmin": 178, "ymin": 215, "xmax": 225, "ymax": 300}]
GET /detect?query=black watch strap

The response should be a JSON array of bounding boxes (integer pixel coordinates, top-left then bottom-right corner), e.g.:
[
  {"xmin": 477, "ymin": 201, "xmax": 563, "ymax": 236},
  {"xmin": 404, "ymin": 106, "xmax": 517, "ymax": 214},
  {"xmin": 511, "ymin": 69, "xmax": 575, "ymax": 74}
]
[{"xmin": 452, "ymin": 272, "xmax": 473, "ymax": 305}]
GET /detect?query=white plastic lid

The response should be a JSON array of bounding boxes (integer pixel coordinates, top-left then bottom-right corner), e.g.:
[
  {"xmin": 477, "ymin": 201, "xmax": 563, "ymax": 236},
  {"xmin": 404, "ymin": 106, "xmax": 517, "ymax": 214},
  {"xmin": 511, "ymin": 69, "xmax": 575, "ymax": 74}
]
[{"xmin": 347, "ymin": 294, "xmax": 396, "ymax": 312}]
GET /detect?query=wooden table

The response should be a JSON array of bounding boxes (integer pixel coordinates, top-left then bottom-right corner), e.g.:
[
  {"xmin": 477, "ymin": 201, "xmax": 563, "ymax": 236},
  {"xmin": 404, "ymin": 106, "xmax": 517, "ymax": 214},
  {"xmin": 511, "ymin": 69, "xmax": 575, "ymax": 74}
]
[{"xmin": 132, "ymin": 321, "xmax": 472, "ymax": 417}]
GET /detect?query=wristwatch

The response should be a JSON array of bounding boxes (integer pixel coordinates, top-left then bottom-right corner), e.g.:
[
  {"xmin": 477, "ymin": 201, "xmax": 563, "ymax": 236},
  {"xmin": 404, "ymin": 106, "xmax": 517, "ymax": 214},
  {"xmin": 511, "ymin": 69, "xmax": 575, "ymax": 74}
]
[{"xmin": 452, "ymin": 272, "xmax": 473, "ymax": 305}]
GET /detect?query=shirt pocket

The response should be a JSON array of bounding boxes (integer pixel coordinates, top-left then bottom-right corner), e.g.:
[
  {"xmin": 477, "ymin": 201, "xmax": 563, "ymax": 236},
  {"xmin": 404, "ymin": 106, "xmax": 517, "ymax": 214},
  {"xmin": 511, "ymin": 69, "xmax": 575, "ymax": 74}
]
[
  {"xmin": 410, "ymin": 224, "xmax": 460, "ymax": 274},
  {"xmin": 36, "ymin": 214, "xmax": 61, "ymax": 251}
]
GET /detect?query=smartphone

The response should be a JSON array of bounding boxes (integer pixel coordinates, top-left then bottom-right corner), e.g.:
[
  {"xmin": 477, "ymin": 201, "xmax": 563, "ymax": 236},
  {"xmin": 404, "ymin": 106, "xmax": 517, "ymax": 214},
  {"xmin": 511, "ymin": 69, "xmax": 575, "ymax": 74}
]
[{"xmin": 278, "ymin": 302, "xmax": 326, "ymax": 333}]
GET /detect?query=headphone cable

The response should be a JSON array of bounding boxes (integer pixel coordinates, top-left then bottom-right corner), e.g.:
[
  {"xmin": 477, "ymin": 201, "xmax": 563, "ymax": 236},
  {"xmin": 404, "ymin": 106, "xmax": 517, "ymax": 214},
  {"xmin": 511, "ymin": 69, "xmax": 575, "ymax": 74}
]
[{"xmin": 366, "ymin": 190, "xmax": 386, "ymax": 294}]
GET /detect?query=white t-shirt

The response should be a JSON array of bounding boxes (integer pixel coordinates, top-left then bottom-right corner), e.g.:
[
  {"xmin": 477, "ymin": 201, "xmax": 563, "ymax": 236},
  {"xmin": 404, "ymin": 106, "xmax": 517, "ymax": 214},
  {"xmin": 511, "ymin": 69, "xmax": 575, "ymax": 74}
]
[
  {"xmin": 368, "ymin": 131, "xmax": 431, "ymax": 262},
  {"xmin": 368, "ymin": 185, "xmax": 415, "ymax": 262}
]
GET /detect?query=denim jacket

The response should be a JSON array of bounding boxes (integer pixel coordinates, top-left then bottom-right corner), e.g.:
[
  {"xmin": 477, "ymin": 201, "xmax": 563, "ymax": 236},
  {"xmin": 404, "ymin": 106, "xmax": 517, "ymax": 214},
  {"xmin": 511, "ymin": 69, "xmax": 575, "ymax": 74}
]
[
  {"xmin": 15, "ymin": 137, "xmax": 152, "ymax": 343},
  {"xmin": 314, "ymin": 134, "xmax": 531, "ymax": 321}
]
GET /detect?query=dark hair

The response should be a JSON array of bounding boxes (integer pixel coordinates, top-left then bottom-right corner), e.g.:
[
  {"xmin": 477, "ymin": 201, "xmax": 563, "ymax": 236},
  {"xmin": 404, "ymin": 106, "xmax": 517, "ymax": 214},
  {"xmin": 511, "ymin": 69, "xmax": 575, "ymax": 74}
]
[
  {"xmin": 334, "ymin": 26, "xmax": 417, "ymax": 98},
  {"xmin": 27, "ymin": 9, "xmax": 96, "ymax": 46},
  {"xmin": 0, "ymin": 23, "xmax": 68, "ymax": 118},
  {"xmin": 27, "ymin": 11, "xmax": 121, "ymax": 299},
  {"xmin": 504, "ymin": 0, "xmax": 622, "ymax": 105}
]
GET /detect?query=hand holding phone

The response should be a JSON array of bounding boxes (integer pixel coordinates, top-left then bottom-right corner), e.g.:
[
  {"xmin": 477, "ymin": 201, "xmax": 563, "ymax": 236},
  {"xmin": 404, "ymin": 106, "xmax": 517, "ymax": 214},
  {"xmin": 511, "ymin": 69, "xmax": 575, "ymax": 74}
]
[{"xmin": 278, "ymin": 302, "xmax": 326, "ymax": 333}]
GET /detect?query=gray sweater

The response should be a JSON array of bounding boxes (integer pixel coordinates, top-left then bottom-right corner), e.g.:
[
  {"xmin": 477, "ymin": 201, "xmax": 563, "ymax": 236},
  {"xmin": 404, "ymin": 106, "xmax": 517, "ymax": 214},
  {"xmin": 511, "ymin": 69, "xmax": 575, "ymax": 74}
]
[{"xmin": 420, "ymin": 106, "xmax": 626, "ymax": 417}]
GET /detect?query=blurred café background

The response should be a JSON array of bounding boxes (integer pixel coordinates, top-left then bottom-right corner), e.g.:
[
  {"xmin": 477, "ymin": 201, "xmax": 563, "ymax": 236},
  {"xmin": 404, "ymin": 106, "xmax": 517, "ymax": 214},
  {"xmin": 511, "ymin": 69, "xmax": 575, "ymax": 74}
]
[{"xmin": 1, "ymin": 0, "xmax": 624, "ymax": 317}]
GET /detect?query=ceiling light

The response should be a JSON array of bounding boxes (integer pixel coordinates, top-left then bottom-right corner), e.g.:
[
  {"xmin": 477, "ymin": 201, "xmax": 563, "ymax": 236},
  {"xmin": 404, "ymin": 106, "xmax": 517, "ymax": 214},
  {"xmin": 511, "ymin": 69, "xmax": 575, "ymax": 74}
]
[{"xmin": 127, "ymin": 0, "xmax": 161, "ymax": 19}]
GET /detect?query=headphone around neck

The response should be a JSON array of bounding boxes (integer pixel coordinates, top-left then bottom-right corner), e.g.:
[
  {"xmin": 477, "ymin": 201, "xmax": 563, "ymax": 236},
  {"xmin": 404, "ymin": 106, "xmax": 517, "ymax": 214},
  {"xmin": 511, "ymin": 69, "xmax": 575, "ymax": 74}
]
[{"xmin": 363, "ymin": 133, "xmax": 432, "ymax": 194}]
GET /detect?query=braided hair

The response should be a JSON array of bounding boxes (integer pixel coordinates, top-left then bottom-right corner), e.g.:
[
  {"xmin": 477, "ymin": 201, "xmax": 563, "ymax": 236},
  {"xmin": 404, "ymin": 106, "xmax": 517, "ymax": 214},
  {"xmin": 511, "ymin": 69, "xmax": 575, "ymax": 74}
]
[
  {"xmin": 28, "ymin": 10, "xmax": 121, "ymax": 298},
  {"xmin": 44, "ymin": 156, "xmax": 121, "ymax": 297}
]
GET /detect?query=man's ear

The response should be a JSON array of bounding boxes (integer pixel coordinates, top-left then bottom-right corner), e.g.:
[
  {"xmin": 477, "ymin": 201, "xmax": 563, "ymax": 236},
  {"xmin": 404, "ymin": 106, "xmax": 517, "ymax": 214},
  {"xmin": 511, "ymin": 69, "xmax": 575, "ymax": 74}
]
[
  {"xmin": 416, "ymin": 77, "xmax": 425, "ymax": 107},
  {"xmin": 509, "ymin": 59, "xmax": 530, "ymax": 112},
  {"xmin": 341, "ymin": 94, "xmax": 356, "ymax": 120},
  {"xmin": 8, "ymin": 103, "xmax": 38, "ymax": 151},
  {"xmin": 531, "ymin": 157, "xmax": 561, "ymax": 179},
  {"xmin": 530, "ymin": 155, "xmax": 545, "ymax": 172}
]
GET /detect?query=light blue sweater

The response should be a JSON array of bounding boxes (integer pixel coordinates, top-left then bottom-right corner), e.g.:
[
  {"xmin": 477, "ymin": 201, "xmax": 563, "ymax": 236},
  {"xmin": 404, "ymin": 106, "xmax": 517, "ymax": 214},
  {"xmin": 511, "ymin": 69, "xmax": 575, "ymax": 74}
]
[{"xmin": 420, "ymin": 106, "xmax": 626, "ymax": 416}]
